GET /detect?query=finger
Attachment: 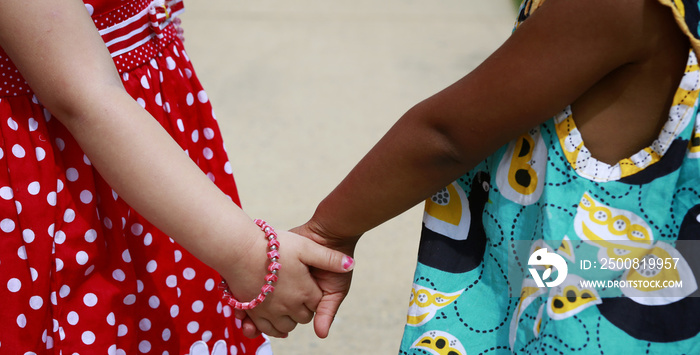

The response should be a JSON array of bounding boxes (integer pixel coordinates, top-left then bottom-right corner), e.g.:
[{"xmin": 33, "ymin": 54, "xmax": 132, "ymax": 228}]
[
  {"xmin": 234, "ymin": 309, "xmax": 247, "ymax": 320},
  {"xmin": 299, "ymin": 240, "xmax": 355, "ymax": 273},
  {"xmin": 313, "ymin": 292, "xmax": 347, "ymax": 338},
  {"xmin": 290, "ymin": 304, "xmax": 315, "ymax": 325},
  {"xmin": 241, "ymin": 317, "xmax": 262, "ymax": 339},
  {"xmin": 248, "ymin": 316, "xmax": 289, "ymax": 339}
]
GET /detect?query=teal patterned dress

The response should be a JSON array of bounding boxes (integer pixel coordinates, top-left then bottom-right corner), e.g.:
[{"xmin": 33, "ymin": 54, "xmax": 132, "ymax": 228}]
[{"xmin": 398, "ymin": 1, "xmax": 700, "ymax": 354}]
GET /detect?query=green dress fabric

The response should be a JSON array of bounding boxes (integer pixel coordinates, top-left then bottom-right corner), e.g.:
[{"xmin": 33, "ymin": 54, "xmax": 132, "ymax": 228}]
[{"xmin": 398, "ymin": 1, "xmax": 700, "ymax": 354}]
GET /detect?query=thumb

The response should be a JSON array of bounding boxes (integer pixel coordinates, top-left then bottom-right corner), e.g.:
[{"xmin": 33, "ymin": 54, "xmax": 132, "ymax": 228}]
[
  {"xmin": 313, "ymin": 292, "xmax": 346, "ymax": 338},
  {"xmin": 299, "ymin": 239, "xmax": 355, "ymax": 273}
]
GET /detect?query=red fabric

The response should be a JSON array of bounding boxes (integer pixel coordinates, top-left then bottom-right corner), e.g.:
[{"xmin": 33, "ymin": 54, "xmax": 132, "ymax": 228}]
[{"xmin": 0, "ymin": 1, "xmax": 268, "ymax": 354}]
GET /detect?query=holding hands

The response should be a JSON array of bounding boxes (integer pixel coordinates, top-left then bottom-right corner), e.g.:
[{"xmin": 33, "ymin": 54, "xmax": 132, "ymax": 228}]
[{"xmin": 223, "ymin": 220, "xmax": 356, "ymax": 339}]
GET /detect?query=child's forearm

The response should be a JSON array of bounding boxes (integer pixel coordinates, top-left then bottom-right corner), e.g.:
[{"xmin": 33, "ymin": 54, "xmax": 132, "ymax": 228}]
[
  {"xmin": 66, "ymin": 91, "xmax": 268, "ymax": 276},
  {"xmin": 310, "ymin": 105, "xmax": 473, "ymax": 241},
  {"xmin": 0, "ymin": 0, "xmax": 268, "ymax": 286}
]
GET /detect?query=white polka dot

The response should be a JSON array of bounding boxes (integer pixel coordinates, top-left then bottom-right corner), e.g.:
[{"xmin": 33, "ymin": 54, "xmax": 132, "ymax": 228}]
[
  {"xmin": 84, "ymin": 293, "xmax": 98, "ymax": 307},
  {"xmin": 197, "ymin": 90, "xmax": 208, "ymax": 103},
  {"xmin": 162, "ymin": 328, "xmax": 171, "ymax": 341},
  {"xmin": 122, "ymin": 249, "xmax": 132, "ymax": 263},
  {"xmin": 139, "ymin": 340, "xmax": 151, "ymax": 353},
  {"xmin": 205, "ymin": 279, "xmax": 215, "ymax": 291},
  {"xmin": 109, "ymin": 345, "xmax": 117, "ymax": 355},
  {"xmin": 54, "ymin": 230, "xmax": 66, "ymax": 244},
  {"xmin": 28, "ymin": 118, "xmax": 38, "ymax": 131},
  {"xmin": 136, "ymin": 98, "xmax": 146, "ymax": 108},
  {"xmin": 85, "ymin": 3, "xmax": 94, "ymax": 15},
  {"xmin": 7, "ymin": 117, "xmax": 18, "ymax": 130},
  {"xmin": 66, "ymin": 168, "xmax": 79, "ymax": 182},
  {"xmin": 76, "ymin": 251, "xmax": 89, "ymax": 265},
  {"xmin": 29, "ymin": 295, "xmax": 43, "ymax": 310},
  {"xmin": 113, "ymin": 269, "xmax": 126, "ymax": 282},
  {"xmin": 47, "ymin": 191, "xmax": 57, "ymax": 206},
  {"xmin": 224, "ymin": 162, "xmax": 233, "ymax": 175},
  {"xmin": 192, "ymin": 300, "xmax": 204, "ymax": 313},
  {"xmin": 107, "ymin": 312, "xmax": 115, "ymax": 326},
  {"xmin": 124, "ymin": 294, "xmax": 136, "ymax": 305},
  {"xmin": 12, "ymin": 144, "xmax": 25, "ymax": 158},
  {"xmin": 80, "ymin": 190, "xmax": 93, "ymax": 204},
  {"xmin": 170, "ymin": 305, "xmax": 179, "ymax": 318},
  {"xmin": 17, "ymin": 245, "xmax": 27, "ymax": 260},
  {"xmin": 131, "ymin": 223, "xmax": 143, "ymax": 236},
  {"xmin": 223, "ymin": 305, "xmax": 232, "ymax": 318},
  {"xmin": 63, "ymin": 209, "xmax": 75, "ymax": 223},
  {"xmin": 155, "ymin": 93, "xmax": 162, "ymax": 106},
  {"xmin": 0, "ymin": 186, "xmax": 13, "ymax": 200},
  {"xmin": 139, "ymin": 318, "xmax": 151, "ymax": 331},
  {"xmin": 85, "ymin": 229, "xmax": 97, "ymax": 243},
  {"xmin": 27, "ymin": 181, "xmax": 40, "ymax": 195},
  {"xmin": 201, "ymin": 330, "xmax": 212, "ymax": 342},
  {"xmin": 35, "ymin": 147, "xmax": 46, "ymax": 161},
  {"xmin": 82, "ymin": 331, "xmax": 95, "ymax": 345},
  {"xmin": 176, "ymin": 119, "xmax": 184, "ymax": 132},
  {"xmin": 183, "ymin": 268, "xmax": 196, "ymax": 280},
  {"xmin": 202, "ymin": 128, "xmax": 215, "ymax": 140},
  {"xmin": 186, "ymin": 92, "xmax": 194, "ymax": 106},
  {"xmin": 104, "ymin": 217, "xmax": 113, "ymax": 229},
  {"xmin": 143, "ymin": 233, "xmax": 153, "ymax": 246},
  {"xmin": 118, "ymin": 324, "xmax": 128, "ymax": 337},
  {"xmin": 174, "ymin": 250, "xmax": 182, "ymax": 262},
  {"xmin": 696, "ymin": 213, "xmax": 700, "ymax": 223},
  {"xmin": 67, "ymin": 311, "xmax": 79, "ymax": 325},
  {"xmin": 191, "ymin": 129, "xmax": 199, "ymax": 143},
  {"xmin": 51, "ymin": 292, "xmax": 59, "ymax": 306},
  {"xmin": 83, "ymin": 154, "xmax": 91, "ymax": 165},
  {"xmin": 84, "ymin": 264, "xmax": 94, "ymax": 274},
  {"xmin": 30, "ymin": 267, "xmax": 38, "ymax": 281},
  {"xmin": 146, "ymin": 260, "xmax": 157, "ymax": 273},
  {"xmin": 140, "ymin": 76, "xmax": 150, "ymax": 89},
  {"xmin": 7, "ymin": 278, "xmax": 21, "ymax": 292},
  {"xmin": 187, "ymin": 321, "xmax": 199, "ymax": 334},
  {"xmin": 149, "ymin": 295, "xmax": 160, "ymax": 309},
  {"xmin": 203, "ymin": 148, "xmax": 214, "ymax": 160},
  {"xmin": 166, "ymin": 57, "xmax": 176, "ymax": 70},
  {"xmin": 22, "ymin": 229, "xmax": 35, "ymax": 243},
  {"xmin": 1, "ymin": 218, "xmax": 15, "ymax": 233},
  {"xmin": 55, "ymin": 138, "xmax": 65, "ymax": 151},
  {"xmin": 56, "ymin": 258, "xmax": 64, "ymax": 272},
  {"xmin": 185, "ymin": 68, "xmax": 192, "ymax": 78},
  {"xmin": 59, "ymin": 285, "xmax": 70, "ymax": 298},
  {"xmin": 17, "ymin": 314, "xmax": 26, "ymax": 328},
  {"xmin": 165, "ymin": 275, "xmax": 177, "ymax": 288}
]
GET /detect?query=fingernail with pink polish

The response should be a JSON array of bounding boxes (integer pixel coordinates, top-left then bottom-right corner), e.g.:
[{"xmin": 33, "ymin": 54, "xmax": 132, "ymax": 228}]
[{"xmin": 343, "ymin": 256, "xmax": 355, "ymax": 271}]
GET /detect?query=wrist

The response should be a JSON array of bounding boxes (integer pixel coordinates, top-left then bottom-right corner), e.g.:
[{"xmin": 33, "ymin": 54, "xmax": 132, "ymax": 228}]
[
  {"xmin": 304, "ymin": 214, "xmax": 361, "ymax": 255},
  {"xmin": 208, "ymin": 220, "xmax": 270, "ymax": 302}
]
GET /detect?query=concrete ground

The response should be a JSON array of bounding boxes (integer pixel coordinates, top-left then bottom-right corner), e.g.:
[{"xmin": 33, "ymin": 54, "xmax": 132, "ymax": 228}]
[{"xmin": 181, "ymin": 1, "xmax": 515, "ymax": 354}]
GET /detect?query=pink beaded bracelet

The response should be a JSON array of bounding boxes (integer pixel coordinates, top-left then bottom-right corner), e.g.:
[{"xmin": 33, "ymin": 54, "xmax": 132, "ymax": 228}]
[{"xmin": 219, "ymin": 219, "xmax": 281, "ymax": 310}]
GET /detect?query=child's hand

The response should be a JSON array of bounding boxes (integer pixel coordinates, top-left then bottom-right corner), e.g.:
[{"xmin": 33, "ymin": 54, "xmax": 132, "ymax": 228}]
[
  {"xmin": 291, "ymin": 221, "xmax": 360, "ymax": 338},
  {"xmin": 225, "ymin": 229, "xmax": 354, "ymax": 338}
]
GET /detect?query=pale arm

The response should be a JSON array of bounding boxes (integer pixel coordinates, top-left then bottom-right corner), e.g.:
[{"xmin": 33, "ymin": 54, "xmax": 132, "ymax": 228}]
[{"xmin": 0, "ymin": 0, "xmax": 350, "ymax": 337}]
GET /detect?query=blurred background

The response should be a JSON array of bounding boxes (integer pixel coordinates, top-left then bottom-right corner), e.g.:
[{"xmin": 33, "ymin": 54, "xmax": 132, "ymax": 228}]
[{"xmin": 181, "ymin": 1, "xmax": 515, "ymax": 354}]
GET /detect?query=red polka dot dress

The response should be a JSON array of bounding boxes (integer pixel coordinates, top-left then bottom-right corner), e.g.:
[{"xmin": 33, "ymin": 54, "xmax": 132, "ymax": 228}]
[{"xmin": 0, "ymin": 0, "xmax": 271, "ymax": 354}]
